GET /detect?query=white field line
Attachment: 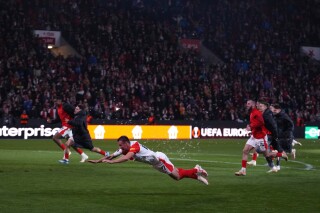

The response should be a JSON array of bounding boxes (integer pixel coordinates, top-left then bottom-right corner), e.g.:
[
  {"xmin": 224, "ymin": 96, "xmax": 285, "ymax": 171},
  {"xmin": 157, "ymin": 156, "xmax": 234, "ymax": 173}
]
[
  {"xmin": 14, "ymin": 150, "xmax": 317, "ymax": 171},
  {"xmin": 170, "ymin": 158, "xmax": 315, "ymax": 171}
]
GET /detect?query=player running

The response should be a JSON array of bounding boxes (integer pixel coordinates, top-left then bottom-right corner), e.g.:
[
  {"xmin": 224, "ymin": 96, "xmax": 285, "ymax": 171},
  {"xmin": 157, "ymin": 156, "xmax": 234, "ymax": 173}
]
[
  {"xmin": 235, "ymin": 99, "xmax": 288, "ymax": 176},
  {"xmin": 59, "ymin": 104, "xmax": 109, "ymax": 164},
  {"xmin": 47, "ymin": 97, "xmax": 88, "ymax": 163}
]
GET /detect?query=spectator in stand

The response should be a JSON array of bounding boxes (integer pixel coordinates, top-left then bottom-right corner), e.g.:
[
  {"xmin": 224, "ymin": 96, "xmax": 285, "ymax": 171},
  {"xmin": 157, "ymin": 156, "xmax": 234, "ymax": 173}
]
[
  {"xmin": 0, "ymin": 0, "xmax": 319, "ymax": 124},
  {"xmin": 20, "ymin": 110, "xmax": 29, "ymax": 126}
]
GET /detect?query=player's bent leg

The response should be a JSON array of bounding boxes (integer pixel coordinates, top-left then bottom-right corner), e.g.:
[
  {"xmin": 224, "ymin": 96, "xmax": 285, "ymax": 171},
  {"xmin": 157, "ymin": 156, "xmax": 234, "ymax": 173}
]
[
  {"xmin": 53, "ymin": 133, "xmax": 65, "ymax": 150},
  {"xmin": 235, "ymin": 144, "xmax": 253, "ymax": 176},
  {"xmin": 91, "ymin": 147, "xmax": 109, "ymax": 157}
]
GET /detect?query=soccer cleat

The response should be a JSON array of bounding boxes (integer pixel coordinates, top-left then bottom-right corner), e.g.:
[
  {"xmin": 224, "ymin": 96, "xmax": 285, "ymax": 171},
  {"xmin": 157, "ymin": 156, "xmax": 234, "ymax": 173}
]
[
  {"xmin": 281, "ymin": 152, "xmax": 288, "ymax": 161},
  {"xmin": 197, "ymin": 175, "xmax": 209, "ymax": 185},
  {"xmin": 291, "ymin": 149, "xmax": 296, "ymax": 159},
  {"xmin": 105, "ymin": 152, "xmax": 110, "ymax": 157},
  {"xmin": 276, "ymin": 165, "xmax": 281, "ymax": 170},
  {"xmin": 195, "ymin": 164, "xmax": 208, "ymax": 177},
  {"xmin": 235, "ymin": 169, "xmax": 246, "ymax": 176},
  {"xmin": 292, "ymin": 140, "xmax": 302, "ymax": 146},
  {"xmin": 267, "ymin": 166, "xmax": 278, "ymax": 173},
  {"xmin": 59, "ymin": 159, "xmax": 69, "ymax": 164},
  {"xmin": 80, "ymin": 153, "xmax": 89, "ymax": 163},
  {"xmin": 247, "ymin": 160, "xmax": 256, "ymax": 166}
]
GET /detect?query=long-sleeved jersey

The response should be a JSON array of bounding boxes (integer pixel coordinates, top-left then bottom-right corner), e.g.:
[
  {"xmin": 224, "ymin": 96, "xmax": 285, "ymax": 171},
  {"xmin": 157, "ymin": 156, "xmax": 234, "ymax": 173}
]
[
  {"xmin": 274, "ymin": 110, "xmax": 294, "ymax": 139},
  {"xmin": 249, "ymin": 108, "xmax": 266, "ymax": 139},
  {"xmin": 262, "ymin": 108, "xmax": 278, "ymax": 138}
]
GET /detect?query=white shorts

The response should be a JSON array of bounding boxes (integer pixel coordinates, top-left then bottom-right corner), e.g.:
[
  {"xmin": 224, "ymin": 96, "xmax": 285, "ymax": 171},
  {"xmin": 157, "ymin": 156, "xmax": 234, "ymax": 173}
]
[
  {"xmin": 246, "ymin": 135, "xmax": 268, "ymax": 153},
  {"xmin": 153, "ymin": 152, "xmax": 175, "ymax": 174},
  {"xmin": 58, "ymin": 126, "xmax": 73, "ymax": 139}
]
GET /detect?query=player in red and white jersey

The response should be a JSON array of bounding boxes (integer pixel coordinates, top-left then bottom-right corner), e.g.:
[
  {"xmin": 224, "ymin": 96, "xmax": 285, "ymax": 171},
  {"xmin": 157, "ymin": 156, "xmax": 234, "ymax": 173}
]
[
  {"xmin": 88, "ymin": 135, "xmax": 209, "ymax": 185},
  {"xmin": 47, "ymin": 97, "xmax": 88, "ymax": 163},
  {"xmin": 235, "ymin": 99, "xmax": 288, "ymax": 176}
]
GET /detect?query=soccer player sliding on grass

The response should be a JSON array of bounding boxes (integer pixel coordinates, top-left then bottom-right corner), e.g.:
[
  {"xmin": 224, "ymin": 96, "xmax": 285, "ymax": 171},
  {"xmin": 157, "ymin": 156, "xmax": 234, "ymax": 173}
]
[{"xmin": 88, "ymin": 135, "xmax": 209, "ymax": 185}]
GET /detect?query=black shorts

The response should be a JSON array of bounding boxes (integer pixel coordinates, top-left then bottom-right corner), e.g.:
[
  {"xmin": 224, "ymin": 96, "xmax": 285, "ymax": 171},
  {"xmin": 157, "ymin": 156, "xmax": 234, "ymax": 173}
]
[
  {"xmin": 279, "ymin": 138, "xmax": 293, "ymax": 153},
  {"xmin": 73, "ymin": 139, "xmax": 94, "ymax": 150}
]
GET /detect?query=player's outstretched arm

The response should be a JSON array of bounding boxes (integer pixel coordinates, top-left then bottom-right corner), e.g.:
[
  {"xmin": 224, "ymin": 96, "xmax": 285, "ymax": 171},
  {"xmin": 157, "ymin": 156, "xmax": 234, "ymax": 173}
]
[
  {"xmin": 102, "ymin": 152, "xmax": 134, "ymax": 164},
  {"xmin": 87, "ymin": 156, "xmax": 108, "ymax": 163}
]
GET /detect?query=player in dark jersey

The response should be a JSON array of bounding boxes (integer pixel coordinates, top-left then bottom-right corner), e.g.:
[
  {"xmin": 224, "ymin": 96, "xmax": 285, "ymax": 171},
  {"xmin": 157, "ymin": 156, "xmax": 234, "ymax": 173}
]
[
  {"xmin": 47, "ymin": 97, "xmax": 88, "ymax": 162},
  {"xmin": 270, "ymin": 103, "xmax": 294, "ymax": 170},
  {"xmin": 59, "ymin": 104, "xmax": 109, "ymax": 164}
]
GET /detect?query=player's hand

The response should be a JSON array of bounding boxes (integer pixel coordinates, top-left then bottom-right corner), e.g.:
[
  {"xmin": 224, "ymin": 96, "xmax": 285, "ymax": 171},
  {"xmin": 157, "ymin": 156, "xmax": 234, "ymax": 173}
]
[
  {"xmin": 87, "ymin": 159, "xmax": 101, "ymax": 164},
  {"xmin": 47, "ymin": 118, "xmax": 51, "ymax": 123},
  {"xmin": 102, "ymin": 159, "xmax": 113, "ymax": 163},
  {"xmin": 246, "ymin": 125, "xmax": 251, "ymax": 131},
  {"xmin": 105, "ymin": 154, "xmax": 114, "ymax": 160}
]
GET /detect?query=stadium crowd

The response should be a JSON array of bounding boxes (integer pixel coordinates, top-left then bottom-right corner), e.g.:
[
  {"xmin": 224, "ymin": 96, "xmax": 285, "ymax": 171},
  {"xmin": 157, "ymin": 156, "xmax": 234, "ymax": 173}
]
[{"xmin": 0, "ymin": 0, "xmax": 319, "ymax": 126}]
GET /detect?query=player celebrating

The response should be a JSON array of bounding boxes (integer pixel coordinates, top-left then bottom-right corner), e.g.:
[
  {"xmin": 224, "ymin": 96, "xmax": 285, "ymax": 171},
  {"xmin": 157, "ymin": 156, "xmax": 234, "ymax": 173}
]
[
  {"xmin": 47, "ymin": 97, "xmax": 88, "ymax": 163},
  {"xmin": 270, "ymin": 103, "xmax": 295, "ymax": 170},
  {"xmin": 88, "ymin": 135, "xmax": 209, "ymax": 185},
  {"xmin": 247, "ymin": 100, "xmax": 282, "ymax": 173},
  {"xmin": 235, "ymin": 99, "xmax": 288, "ymax": 176},
  {"xmin": 59, "ymin": 104, "xmax": 109, "ymax": 164}
]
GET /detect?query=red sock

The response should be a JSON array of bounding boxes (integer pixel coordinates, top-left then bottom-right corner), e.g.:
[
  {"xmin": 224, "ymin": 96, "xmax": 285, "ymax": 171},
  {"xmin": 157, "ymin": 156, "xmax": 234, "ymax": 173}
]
[
  {"xmin": 178, "ymin": 168, "xmax": 197, "ymax": 179},
  {"xmin": 99, "ymin": 150, "xmax": 106, "ymax": 156},
  {"xmin": 64, "ymin": 152, "xmax": 69, "ymax": 160},
  {"xmin": 75, "ymin": 148, "xmax": 83, "ymax": 155},
  {"xmin": 60, "ymin": 144, "xmax": 66, "ymax": 150},
  {"xmin": 252, "ymin": 153, "xmax": 258, "ymax": 161},
  {"xmin": 242, "ymin": 160, "xmax": 247, "ymax": 168},
  {"xmin": 276, "ymin": 152, "xmax": 283, "ymax": 157}
]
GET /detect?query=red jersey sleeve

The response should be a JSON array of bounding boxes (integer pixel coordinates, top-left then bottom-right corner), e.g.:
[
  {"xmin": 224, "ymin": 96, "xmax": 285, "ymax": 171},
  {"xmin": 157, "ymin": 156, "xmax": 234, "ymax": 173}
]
[{"xmin": 129, "ymin": 142, "xmax": 140, "ymax": 154}]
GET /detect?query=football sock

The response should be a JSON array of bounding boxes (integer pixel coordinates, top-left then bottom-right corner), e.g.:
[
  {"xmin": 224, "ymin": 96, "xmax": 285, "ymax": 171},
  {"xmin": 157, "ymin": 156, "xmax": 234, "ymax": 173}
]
[
  {"xmin": 265, "ymin": 156, "xmax": 274, "ymax": 167},
  {"xmin": 252, "ymin": 153, "xmax": 258, "ymax": 161},
  {"xmin": 178, "ymin": 168, "xmax": 197, "ymax": 179},
  {"xmin": 64, "ymin": 152, "xmax": 69, "ymax": 160},
  {"xmin": 74, "ymin": 148, "xmax": 83, "ymax": 155},
  {"xmin": 242, "ymin": 160, "xmax": 247, "ymax": 168},
  {"xmin": 99, "ymin": 150, "xmax": 106, "ymax": 156},
  {"xmin": 276, "ymin": 157, "xmax": 281, "ymax": 166},
  {"xmin": 60, "ymin": 144, "xmax": 66, "ymax": 150}
]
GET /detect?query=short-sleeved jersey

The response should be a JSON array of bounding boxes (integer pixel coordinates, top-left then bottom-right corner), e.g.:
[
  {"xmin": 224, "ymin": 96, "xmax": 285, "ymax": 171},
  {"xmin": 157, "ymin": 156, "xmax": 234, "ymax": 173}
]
[
  {"xmin": 57, "ymin": 104, "xmax": 73, "ymax": 128},
  {"xmin": 114, "ymin": 141, "xmax": 158, "ymax": 165},
  {"xmin": 250, "ymin": 108, "xmax": 266, "ymax": 139},
  {"xmin": 129, "ymin": 141, "xmax": 159, "ymax": 165}
]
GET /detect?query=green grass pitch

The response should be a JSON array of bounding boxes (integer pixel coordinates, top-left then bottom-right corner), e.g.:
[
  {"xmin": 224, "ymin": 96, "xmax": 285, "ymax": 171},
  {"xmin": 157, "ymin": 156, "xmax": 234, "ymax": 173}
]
[{"xmin": 0, "ymin": 139, "xmax": 319, "ymax": 213}]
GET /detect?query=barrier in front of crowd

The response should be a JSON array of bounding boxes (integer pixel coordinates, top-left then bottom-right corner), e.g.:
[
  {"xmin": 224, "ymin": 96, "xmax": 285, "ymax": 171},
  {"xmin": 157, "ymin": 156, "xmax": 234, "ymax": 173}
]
[{"xmin": 0, "ymin": 120, "xmax": 317, "ymax": 139}]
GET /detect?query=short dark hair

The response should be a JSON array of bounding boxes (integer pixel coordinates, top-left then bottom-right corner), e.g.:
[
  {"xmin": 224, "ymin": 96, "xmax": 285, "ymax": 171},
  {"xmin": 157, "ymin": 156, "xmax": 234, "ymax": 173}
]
[
  {"xmin": 117, "ymin": 135, "xmax": 130, "ymax": 143},
  {"xmin": 257, "ymin": 99, "xmax": 269, "ymax": 107},
  {"xmin": 271, "ymin": 103, "xmax": 281, "ymax": 109}
]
